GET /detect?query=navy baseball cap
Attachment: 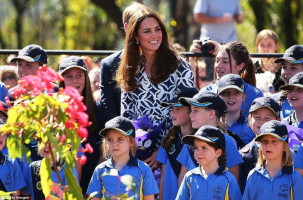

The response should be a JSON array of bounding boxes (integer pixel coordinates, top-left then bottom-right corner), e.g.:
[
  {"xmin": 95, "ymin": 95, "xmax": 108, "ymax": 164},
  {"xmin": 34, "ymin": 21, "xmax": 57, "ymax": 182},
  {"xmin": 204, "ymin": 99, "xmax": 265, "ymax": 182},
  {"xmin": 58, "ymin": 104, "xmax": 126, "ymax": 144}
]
[
  {"xmin": 255, "ymin": 120, "xmax": 288, "ymax": 142},
  {"xmin": 280, "ymin": 72, "xmax": 303, "ymax": 90},
  {"xmin": 161, "ymin": 87, "xmax": 199, "ymax": 107},
  {"xmin": 275, "ymin": 45, "xmax": 303, "ymax": 64},
  {"xmin": 249, "ymin": 97, "xmax": 280, "ymax": 118},
  {"xmin": 182, "ymin": 125, "xmax": 225, "ymax": 152},
  {"xmin": 179, "ymin": 91, "xmax": 228, "ymax": 118},
  {"xmin": 99, "ymin": 116, "xmax": 136, "ymax": 138},
  {"xmin": 59, "ymin": 56, "xmax": 87, "ymax": 74},
  {"xmin": 218, "ymin": 74, "xmax": 245, "ymax": 94},
  {"xmin": 11, "ymin": 44, "xmax": 47, "ymax": 64}
]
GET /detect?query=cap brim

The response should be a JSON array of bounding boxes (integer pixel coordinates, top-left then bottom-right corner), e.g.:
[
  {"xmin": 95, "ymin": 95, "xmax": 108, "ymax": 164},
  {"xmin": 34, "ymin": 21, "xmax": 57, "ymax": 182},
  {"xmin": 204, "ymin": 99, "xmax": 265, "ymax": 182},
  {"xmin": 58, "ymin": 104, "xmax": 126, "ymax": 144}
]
[
  {"xmin": 219, "ymin": 86, "xmax": 244, "ymax": 94},
  {"xmin": 11, "ymin": 56, "xmax": 38, "ymax": 63},
  {"xmin": 249, "ymin": 106, "xmax": 279, "ymax": 118},
  {"xmin": 160, "ymin": 102, "xmax": 182, "ymax": 107},
  {"xmin": 275, "ymin": 57, "xmax": 303, "ymax": 64},
  {"xmin": 182, "ymin": 135, "xmax": 214, "ymax": 145},
  {"xmin": 280, "ymin": 84, "xmax": 303, "ymax": 91},
  {"xmin": 255, "ymin": 133, "xmax": 288, "ymax": 142},
  {"xmin": 60, "ymin": 66, "xmax": 87, "ymax": 74},
  {"xmin": 99, "ymin": 127, "xmax": 129, "ymax": 137}
]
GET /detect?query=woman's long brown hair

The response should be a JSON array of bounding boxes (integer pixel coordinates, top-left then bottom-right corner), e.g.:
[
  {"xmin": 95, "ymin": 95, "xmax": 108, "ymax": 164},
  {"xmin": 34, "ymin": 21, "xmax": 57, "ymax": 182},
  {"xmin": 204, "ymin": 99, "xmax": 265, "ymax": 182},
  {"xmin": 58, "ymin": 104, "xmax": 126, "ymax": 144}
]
[{"xmin": 115, "ymin": 8, "xmax": 179, "ymax": 92}]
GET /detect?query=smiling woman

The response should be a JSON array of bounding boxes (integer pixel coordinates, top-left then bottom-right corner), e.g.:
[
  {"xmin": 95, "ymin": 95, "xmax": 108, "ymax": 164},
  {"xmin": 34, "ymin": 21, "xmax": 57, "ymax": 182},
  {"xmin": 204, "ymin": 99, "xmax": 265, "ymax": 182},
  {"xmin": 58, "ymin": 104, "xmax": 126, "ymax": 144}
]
[{"xmin": 115, "ymin": 7, "xmax": 194, "ymax": 185}]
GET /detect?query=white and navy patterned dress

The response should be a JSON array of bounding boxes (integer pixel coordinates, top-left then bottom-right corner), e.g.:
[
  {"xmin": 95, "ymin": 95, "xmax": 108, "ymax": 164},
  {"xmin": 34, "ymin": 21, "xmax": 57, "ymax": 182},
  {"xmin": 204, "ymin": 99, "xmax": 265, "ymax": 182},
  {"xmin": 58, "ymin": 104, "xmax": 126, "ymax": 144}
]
[{"xmin": 121, "ymin": 58, "xmax": 194, "ymax": 151}]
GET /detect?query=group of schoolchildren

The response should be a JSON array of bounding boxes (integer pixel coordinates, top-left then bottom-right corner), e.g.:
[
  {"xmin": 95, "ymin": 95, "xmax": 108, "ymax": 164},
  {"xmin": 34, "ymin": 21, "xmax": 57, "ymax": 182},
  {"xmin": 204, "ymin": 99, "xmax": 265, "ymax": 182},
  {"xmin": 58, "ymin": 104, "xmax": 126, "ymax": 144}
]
[{"xmin": 1, "ymin": 45, "xmax": 303, "ymax": 200}]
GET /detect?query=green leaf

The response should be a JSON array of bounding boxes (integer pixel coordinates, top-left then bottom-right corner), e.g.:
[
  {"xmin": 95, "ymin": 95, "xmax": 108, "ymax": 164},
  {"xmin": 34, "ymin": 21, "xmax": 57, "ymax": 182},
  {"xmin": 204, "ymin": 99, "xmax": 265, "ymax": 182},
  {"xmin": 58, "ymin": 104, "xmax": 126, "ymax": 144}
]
[
  {"xmin": 40, "ymin": 158, "xmax": 53, "ymax": 197},
  {"xmin": 64, "ymin": 167, "xmax": 83, "ymax": 199},
  {"xmin": 0, "ymin": 191, "xmax": 13, "ymax": 198}
]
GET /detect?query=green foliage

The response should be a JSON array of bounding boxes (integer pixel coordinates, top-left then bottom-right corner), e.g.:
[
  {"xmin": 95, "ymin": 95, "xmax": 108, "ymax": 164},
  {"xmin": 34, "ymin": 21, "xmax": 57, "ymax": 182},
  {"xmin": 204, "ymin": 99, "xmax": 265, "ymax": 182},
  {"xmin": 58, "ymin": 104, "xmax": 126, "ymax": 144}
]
[
  {"xmin": 40, "ymin": 158, "xmax": 53, "ymax": 197},
  {"xmin": 0, "ymin": 66, "xmax": 89, "ymax": 200}
]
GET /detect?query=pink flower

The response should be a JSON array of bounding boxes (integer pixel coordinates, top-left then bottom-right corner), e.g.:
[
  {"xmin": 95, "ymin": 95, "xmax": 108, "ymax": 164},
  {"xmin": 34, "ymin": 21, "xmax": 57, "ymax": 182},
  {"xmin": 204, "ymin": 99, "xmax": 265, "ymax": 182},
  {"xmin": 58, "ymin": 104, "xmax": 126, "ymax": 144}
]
[
  {"xmin": 85, "ymin": 143, "xmax": 93, "ymax": 154},
  {"xmin": 65, "ymin": 119, "xmax": 75, "ymax": 130},
  {"xmin": 77, "ymin": 127, "xmax": 88, "ymax": 138},
  {"xmin": 77, "ymin": 155, "xmax": 87, "ymax": 165}
]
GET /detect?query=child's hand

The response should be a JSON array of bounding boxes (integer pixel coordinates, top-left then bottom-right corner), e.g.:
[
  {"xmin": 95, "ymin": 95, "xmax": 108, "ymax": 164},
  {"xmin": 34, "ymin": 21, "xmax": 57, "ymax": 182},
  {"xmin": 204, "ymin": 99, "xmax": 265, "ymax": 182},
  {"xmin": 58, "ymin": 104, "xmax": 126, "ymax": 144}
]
[{"xmin": 144, "ymin": 149, "xmax": 160, "ymax": 170}]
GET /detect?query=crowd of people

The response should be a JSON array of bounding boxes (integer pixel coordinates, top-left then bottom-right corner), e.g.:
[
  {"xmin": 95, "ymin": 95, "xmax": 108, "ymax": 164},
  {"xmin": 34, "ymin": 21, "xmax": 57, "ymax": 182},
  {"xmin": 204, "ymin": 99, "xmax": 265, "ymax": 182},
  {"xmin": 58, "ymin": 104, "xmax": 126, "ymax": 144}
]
[{"xmin": 1, "ymin": 1, "xmax": 303, "ymax": 200}]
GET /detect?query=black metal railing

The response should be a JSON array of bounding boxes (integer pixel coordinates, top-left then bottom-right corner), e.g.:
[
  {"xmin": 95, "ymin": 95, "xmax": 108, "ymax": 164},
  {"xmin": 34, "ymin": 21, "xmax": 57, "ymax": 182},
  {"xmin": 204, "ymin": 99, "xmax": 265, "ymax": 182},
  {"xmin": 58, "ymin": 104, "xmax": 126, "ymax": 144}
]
[{"xmin": 0, "ymin": 49, "xmax": 284, "ymax": 58}]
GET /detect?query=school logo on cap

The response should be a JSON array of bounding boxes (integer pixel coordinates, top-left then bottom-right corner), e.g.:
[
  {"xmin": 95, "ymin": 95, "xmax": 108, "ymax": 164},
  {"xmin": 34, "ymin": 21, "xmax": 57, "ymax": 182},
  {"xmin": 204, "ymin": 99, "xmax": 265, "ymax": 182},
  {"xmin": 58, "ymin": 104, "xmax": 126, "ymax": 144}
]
[
  {"xmin": 264, "ymin": 121, "xmax": 275, "ymax": 133},
  {"xmin": 209, "ymin": 137, "xmax": 219, "ymax": 142},
  {"xmin": 125, "ymin": 129, "xmax": 134, "ymax": 136}
]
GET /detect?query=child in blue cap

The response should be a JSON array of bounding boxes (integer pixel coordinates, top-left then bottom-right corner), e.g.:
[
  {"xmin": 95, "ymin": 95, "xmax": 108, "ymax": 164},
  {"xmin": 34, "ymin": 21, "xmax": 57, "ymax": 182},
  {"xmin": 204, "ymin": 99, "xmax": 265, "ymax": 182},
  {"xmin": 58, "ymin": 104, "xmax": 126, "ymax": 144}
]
[
  {"xmin": 218, "ymin": 74, "xmax": 256, "ymax": 145},
  {"xmin": 23, "ymin": 141, "xmax": 79, "ymax": 200},
  {"xmin": 177, "ymin": 91, "xmax": 243, "ymax": 184},
  {"xmin": 0, "ymin": 120, "xmax": 26, "ymax": 197},
  {"xmin": 243, "ymin": 120, "xmax": 303, "ymax": 200},
  {"xmin": 240, "ymin": 96, "xmax": 280, "ymax": 191},
  {"xmin": 87, "ymin": 116, "xmax": 158, "ymax": 200},
  {"xmin": 156, "ymin": 87, "xmax": 198, "ymax": 200},
  {"xmin": 280, "ymin": 72, "xmax": 303, "ymax": 146},
  {"xmin": 273, "ymin": 45, "xmax": 303, "ymax": 118},
  {"xmin": 176, "ymin": 125, "xmax": 242, "ymax": 200}
]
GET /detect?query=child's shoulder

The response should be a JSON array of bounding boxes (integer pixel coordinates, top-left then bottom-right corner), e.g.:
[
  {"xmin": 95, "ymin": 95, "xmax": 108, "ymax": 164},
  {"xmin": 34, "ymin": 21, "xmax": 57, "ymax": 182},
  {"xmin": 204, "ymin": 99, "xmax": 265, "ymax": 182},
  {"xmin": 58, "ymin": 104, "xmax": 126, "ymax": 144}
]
[{"xmin": 0, "ymin": 153, "xmax": 18, "ymax": 167}]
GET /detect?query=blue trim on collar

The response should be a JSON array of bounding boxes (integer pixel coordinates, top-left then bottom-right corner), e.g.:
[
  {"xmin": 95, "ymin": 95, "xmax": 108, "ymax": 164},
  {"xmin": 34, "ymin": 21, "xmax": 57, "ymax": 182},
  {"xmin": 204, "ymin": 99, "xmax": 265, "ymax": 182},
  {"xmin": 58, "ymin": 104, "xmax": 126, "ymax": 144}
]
[
  {"xmin": 105, "ymin": 155, "xmax": 139, "ymax": 168},
  {"xmin": 0, "ymin": 152, "xmax": 6, "ymax": 165},
  {"xmin": 255, "ymin": 164, "xmax": 294, "ymax": 175},
  {"xmin": 191, "ymin": 165, "xmax": 226, "ymax": 175},
  {"xmin": 236, "ymin": 112, "xmax": 246, "ymax": 124}
]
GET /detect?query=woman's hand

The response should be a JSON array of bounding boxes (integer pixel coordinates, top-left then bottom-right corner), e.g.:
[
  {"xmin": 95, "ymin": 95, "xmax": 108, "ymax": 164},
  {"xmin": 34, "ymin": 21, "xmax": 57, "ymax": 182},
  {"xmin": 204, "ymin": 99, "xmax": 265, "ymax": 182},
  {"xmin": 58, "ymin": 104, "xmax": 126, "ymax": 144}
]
[{"xmin": 144, "ymin": 149, "xmax": 160, "ymax": 170}]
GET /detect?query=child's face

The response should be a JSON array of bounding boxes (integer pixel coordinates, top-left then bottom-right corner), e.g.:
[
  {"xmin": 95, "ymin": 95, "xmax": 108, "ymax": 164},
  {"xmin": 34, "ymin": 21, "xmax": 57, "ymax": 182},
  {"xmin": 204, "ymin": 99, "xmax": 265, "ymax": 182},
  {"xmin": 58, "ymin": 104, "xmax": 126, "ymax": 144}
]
[
  {"xmin": 215, "ymin": 49, "xmax": 243, "ymax": 79},
  {"xmin": 193, "ymin": 139, "xmax": 221, "ymax": 167},
  {"xmin": 250, "ymin": 108, "xmax": 277, "ymax": 135},
  {"xmin": 220, "ymin": 88, "xmax": 245, "ymax": 113},
  {"xmin": 260, "ymin": 135, "xmax": 284, "ymax": 162},
  {"xmin": 190, "ymin": 105, "xmax": 211, "ymax": 129},
  {"xmin": 287, "ymin": 86, "xmax": 303, "ymax": 110},
  {"xmin": 40, "ymin": 143, "xmax": 55, "ymax": 158},
  {"xmin": 281, "ymin": 62, "xmax": 303, "ymax": 84},
  {"xmin": 0, "ymin": 134, "xmax": 6, "ymax": 151},
  {"xmin": 105, "ymin": 130, "xmax": 132, "ymax": 159},
  {"xmin": 170, "ymin": 106, "xmax": 191, "ymax": 127},
  {"xmin": 257, "ymin": 37, "xmax": 278, "ymax": 54},
  {"xmin": 0, "ymin": 112, "xmax": 7, "ymax": 124},
  {"xmin": 17, "ymin": 60, "xmax": 40, "ymax": 79},
  {"xmin": 1, "ymin": 72, "xmax": 18, "ymax": 88},
  {"xmin": 62, "ymin": 68, "xmax": 86, "ymax": 96}
]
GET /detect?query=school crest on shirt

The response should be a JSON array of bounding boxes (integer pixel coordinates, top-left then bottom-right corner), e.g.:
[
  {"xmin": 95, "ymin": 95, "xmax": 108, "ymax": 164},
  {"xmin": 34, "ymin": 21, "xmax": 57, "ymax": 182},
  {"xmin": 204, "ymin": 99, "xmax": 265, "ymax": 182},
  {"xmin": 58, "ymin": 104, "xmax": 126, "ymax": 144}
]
[
  {"xmin": 4, "ymin": 172, "xmax": 11, "ymax": 187},
  {"xmin": 169, "ymin": 144, "xmax": 176, "ymax": 154},
  {"xmin": 212, "ymin": 186, "xmax": 223, "ymax": 199},
  {"xmin": 278, "ymin": 184, "xmax": 289, "ymax": 198}
]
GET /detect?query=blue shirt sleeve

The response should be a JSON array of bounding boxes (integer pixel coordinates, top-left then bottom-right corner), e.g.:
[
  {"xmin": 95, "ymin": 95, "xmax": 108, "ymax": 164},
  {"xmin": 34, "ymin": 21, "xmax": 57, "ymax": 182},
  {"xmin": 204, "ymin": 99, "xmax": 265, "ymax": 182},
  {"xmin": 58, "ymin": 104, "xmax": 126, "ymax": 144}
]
[
  {"xmin": 226, "ymin": 172, "xmax": 242, "ymax": 200},
  {"xmin": 87, "ymin": 164, "xmax": 103, "ymax": 198},
  {"xmin": 294, "ymin": 144, "xmax": 303, "ymax": 169},
  {"xmin": 0, "ymin": 81, "xmax": 7, "ymax": 102},
  {"xmin": 156, "ymin": 146, "xmax": 167, "ymax": 165},
  {"xmin": 224, "ymin": 135, "xmax": 243, "ymax": 168},
  {"xmin": 175, "ymin": 171, "xmax": 190, "ymax": 200},
  {"xmin": 12, "ymin": 158, "xmax": 27, "ymax": 191},
  {"xmin": 140, "ymin": 161, "xmax": 159, "ymax": 196},
  {"xmin": 292, "ymin": 170, "xmax": 303, "ymax": 199}
]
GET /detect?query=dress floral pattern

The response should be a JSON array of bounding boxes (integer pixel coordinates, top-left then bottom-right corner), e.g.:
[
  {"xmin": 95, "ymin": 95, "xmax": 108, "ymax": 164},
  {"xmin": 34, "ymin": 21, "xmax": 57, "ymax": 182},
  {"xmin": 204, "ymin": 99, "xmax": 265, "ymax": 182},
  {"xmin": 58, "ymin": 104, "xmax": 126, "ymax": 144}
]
[{"xmin": 121, "ymin": 58, "xmax": 194, "ymax": 149}]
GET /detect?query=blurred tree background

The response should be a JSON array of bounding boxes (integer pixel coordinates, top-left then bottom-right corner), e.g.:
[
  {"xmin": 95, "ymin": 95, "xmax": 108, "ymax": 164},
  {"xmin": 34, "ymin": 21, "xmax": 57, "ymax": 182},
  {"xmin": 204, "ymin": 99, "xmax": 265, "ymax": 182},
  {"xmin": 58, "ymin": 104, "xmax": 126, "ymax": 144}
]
[{"xmin": 0, "ymin": 0, "xmax": 302, "ymax": 55}]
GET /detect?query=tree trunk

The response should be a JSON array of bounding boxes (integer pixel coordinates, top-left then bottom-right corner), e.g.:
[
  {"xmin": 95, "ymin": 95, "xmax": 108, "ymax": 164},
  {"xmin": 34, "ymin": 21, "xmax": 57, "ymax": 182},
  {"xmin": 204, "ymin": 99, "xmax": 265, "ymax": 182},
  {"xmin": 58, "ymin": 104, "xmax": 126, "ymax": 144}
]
[{"xmin": 90, "ymin": 0, "xmax": 123, "ymax": 34}]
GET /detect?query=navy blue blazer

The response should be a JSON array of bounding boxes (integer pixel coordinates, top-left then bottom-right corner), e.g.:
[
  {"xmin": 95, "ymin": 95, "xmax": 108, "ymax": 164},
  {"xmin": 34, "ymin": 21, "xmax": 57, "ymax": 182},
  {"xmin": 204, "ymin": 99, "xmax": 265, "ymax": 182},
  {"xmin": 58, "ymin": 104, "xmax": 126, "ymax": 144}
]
[{"xmin": 99, "ymin": 50, "xmax": 123, "ymax": 125}]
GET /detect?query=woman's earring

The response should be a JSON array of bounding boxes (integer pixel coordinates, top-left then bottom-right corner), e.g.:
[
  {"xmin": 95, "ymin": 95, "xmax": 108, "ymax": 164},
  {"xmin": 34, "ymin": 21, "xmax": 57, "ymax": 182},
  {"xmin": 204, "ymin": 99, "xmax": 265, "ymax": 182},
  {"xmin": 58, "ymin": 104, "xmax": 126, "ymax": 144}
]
[{"xmin": 136, "ymin": 40, "xmax": 140, "ymax": 45}]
